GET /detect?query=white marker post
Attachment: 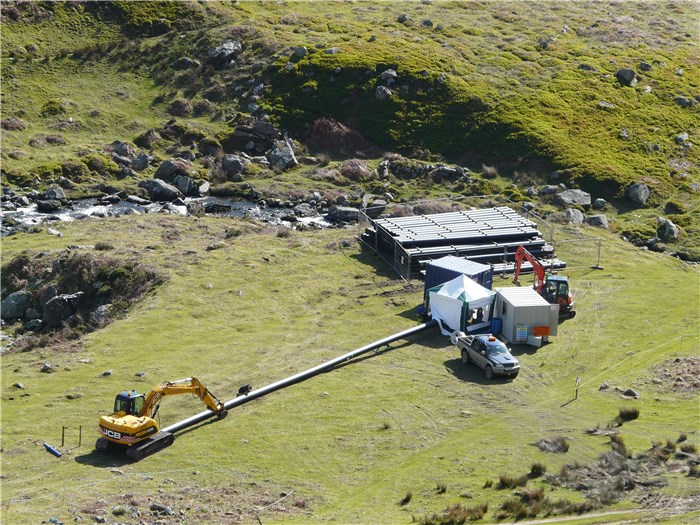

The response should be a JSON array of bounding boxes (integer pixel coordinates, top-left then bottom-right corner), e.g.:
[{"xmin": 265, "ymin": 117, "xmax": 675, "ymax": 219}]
[{"xmin": 575, "ymin": 376, "xmax": 581, "ymax": 399}]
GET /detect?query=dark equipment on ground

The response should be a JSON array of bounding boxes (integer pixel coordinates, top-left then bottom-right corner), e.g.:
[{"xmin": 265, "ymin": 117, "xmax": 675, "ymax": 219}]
[{"xmin": 512, "ymin": 245, "xmax": 576, "ymax": 319}]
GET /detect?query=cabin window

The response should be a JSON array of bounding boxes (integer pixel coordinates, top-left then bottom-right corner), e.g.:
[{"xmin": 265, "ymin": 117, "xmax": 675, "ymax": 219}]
[{"xmin": 132, "ymin": 396, "xmax": 144, "ymax": 415}]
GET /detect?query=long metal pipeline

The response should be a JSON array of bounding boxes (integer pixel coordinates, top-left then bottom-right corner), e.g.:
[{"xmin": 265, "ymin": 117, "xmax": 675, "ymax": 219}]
[{"xmin": 162, "ymin": 320, "xmax": 437, "ymax": 434}]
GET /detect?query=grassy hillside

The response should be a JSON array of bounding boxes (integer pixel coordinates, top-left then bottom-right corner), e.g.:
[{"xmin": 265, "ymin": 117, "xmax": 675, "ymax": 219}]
[
  {"xmin": 1, "ymin": 3, "xmax": 699, "ymax": 522},
  {"xmin": 1, "ymin": 1, "xmax": 699, "ymax": 256},
  {"xmin": 1, "ymin": 215, "xmax": 698, "ymax": 524}
]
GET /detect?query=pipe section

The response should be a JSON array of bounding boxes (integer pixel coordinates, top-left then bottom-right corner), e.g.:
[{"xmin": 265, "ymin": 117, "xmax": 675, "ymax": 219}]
[{"xmin": 162, "ymin": 320, "xmax": 437, "ymax": 434}]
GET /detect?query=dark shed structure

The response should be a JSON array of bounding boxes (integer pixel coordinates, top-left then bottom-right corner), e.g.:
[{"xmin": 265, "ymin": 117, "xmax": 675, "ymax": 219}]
[
  {"xmin": 360, "ymin": 206, "xmax": 566, "ymax": 280},
  {"xmin": 424, "ymin": 256, "xmax": 493, "ymax": 298}
]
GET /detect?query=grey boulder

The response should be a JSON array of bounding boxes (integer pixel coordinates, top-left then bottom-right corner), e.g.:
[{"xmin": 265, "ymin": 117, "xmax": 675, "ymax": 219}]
[
  {"xmin": 293, "ymin": 203, "xmax": 315, "ymax": 217},
  {"xmin": 615, "ymin": 68, "xmax": 638, "ymax": 86},
  {"xmin": 138, "ymin": 179, "xmax": 183, "ymax": 202},
  {"xmin": 555, "ymin": 189, "xmax": 591, "ymax": 207},
  {"xmin": 44, "ymin": 292, "xmax": 83, "ymax": 328},
  {"xmin": 327, "ymin": 206, "xmax": 360, "ymax": 223},
  {"xmin": 173, "ymin": 175, "xmax": 199, "ymax": 197},
  {"xmin": 375, "ymin": 86, "xmax": 392, "ymax": 100},
  {"xmin": 553, "ymin": 208, "xmax": 584, "ymax": 225},
  {"xmin": 380, "ymin": 68, "xmax": 398, "ymax": 81},
  {"xmin": 43, "ymin": 186, "xmax": 66, "ymax": 200},
  {"xmin": 365, "ymin": 199, "xmax": 387, "ymax": 219},
  {"xmin": 133, "ymin": 152, "xmax": 153, "ymax": 171},
  {"xmin": 110, "ymin": 140, "xmax": 134, "ymax": 157},
  {"xmin": 1, "ymin": 290, "xmax": 33, "ymax": 320},
  {"xmin": 268, "ymin": 140, "xmax": 298, "ymax": 171},
  {"xmin": 155, "ymin": 158, "xmax": 193, "ymax": 182},
  {"xmin": 657, "ymin": 217, "xmax": 680, "ymax": 241},
  {"xmin": 585, "ymin": 214, "xmax": 609, "ymax": 229},
  {"xmin": 592, "ymin": 198, "xmax": 607, "ymax": 210},
  {"xmin": 37, "ymin": 200, "xmax": 62, "ymax": 213},
  {"xmin": 207, "ymin": 40, "xmax": 242, "ymax": 68},
  {"xmin": 222, "ymin": 155, "xmax": 250, "ymax": 174},
  {"xmin": 89, "ymin": 304, "xmax": 113, "ymax": 328},
  {"xmin": 628, "ymin": 183, "xmax": 650, "ymax": 205}
]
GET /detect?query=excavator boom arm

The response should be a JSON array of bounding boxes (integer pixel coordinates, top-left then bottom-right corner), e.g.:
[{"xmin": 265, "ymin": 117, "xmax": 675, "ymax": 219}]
[
  {"xmin": 513, "ymin": 245, "xmax": 546, "ymax": 292},
  {"xmin": 141, "ymin": 378, "xmax": 226, "ymax": 418}
]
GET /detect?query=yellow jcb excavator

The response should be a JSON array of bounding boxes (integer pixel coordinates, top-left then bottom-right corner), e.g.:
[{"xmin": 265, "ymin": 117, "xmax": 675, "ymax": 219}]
[{"xmin": 96, "ymin": 377, "xmax": 227, "ymax": 461}]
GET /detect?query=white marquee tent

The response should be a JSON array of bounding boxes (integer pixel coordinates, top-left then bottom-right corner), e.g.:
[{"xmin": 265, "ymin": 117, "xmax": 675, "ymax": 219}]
[{"xmin": 427, "ymin": 274, "xmax": 496, "ymax": 335}]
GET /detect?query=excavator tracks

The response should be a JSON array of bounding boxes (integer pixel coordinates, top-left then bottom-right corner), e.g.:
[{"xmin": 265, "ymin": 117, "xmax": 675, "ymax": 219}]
[{"xmin": 125, "ymin": 432, "xmax": 174, "ymax": 462}]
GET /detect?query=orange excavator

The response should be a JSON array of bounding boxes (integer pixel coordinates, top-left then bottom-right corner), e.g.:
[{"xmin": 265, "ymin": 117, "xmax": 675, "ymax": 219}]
[
  {"xmin": 512, "ymin": 246, "xmax": 576, "ymax": 319},
  {"xmin": 96, "ymin": 377, "xmax": 227, "ymax": 461}
]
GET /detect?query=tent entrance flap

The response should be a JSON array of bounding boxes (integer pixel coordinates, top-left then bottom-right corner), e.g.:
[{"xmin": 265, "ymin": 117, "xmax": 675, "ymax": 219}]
[{"xmin": 427, "ymin": 274, "xmax": 496, "ymax": 336}]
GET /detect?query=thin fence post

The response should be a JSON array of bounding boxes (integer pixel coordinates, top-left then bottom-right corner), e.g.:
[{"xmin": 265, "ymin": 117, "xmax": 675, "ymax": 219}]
[
  {"xmin": 61, "ymin": 426, "xmax": 65, "ymax": 447},
  {"xmin": 592, "ymin": 238, "xmax": 603, "ymax": 269}
]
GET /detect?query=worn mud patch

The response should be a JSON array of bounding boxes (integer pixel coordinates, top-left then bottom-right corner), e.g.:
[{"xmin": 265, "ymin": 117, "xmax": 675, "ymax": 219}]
[
  {"xmin": 646, "ymin": 357, "xmax": 700, "ymax": 395},
  {"xmin": 73, "ymin": 481, "xmax": 320, "ymax": 524}
]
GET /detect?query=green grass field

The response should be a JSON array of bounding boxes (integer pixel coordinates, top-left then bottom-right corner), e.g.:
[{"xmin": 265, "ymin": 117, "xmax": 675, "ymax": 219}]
[{"xmin": 1, "ymin": 215, "xmax": 698, "ymax": 524}]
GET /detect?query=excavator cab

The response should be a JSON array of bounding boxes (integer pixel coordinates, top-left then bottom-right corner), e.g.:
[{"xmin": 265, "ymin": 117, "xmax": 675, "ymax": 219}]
[
  {"xmin": 113, "ymin": 390, "xmax": 145, "ymax": 416},
  {"xmin": 544, "ymin": 275, "xmax": 575, "ymax": 318}
]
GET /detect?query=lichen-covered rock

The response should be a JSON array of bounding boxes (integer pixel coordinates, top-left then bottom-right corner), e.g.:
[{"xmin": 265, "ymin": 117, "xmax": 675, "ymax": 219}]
[
  {"xmin": 615, "ymin": 68, "xmax": 638, "ymax": 86},
  {"xmin": 43, "ymin": 292, "xmax": 83, "ymax": 328},
  {"xmin": 552, "ymin": 208, "xmax": 584, "ymax": 225},
  {"xmin": 267, "ymin": 140, "xmax": 298, "ymax": 170},
  {"xmin": 327, "ymin": 206, "xmax": 360, "ymax": 223},
  {"xmin": 222, "ymin": 155, "xmax": 250, "ymax": 174},
  {"xmin": 138, "ymin": 179, "xmax": 183, "ymax": 202},
  {"xmin": 628, "ymin": 183, "xmax": 650, "ymax": 205},
  {"xmin": 37, "ymin": 199, "xmax": 62, "ymax": 213},
  {"xmin": 207, "ymin": 40, "xmax": 242, "ymax": 69},
  {"xmin": 555, "ymin": 189, "xmax": 591, "ymax": 207},
  {"xmin": 89, "ymin": 304, "xmax": 113, "ymax": 328},
  {"xmin": 1, "ymin": 290, "xmax": 32, "ymax": 320},
  {"xmin": 375, "ymin": 86, "xmax": 393, "ymax": 100},
  {"xmin": 43, "ymin": 186, "xmax": 66, "ymax": 200},
  {"xmin": 657, "ymin": 217, "xmax": 680, "ymax": 241},
  {"xmin": 154, "ymin": 158, "xmax": 193, "ymax": 182},
  {"xmin": 585, "ymin": 214, "xmax": 609, "ymax": 229}
]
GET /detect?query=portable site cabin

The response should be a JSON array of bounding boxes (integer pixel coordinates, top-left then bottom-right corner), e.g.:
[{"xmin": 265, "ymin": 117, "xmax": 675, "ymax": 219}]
[
  {"xmin": 424, "ymin": 256, "xmax": 493, "ymax": 300},
  {"xmin": 427, "ymin": 275, "xmax": 496, "ymax": 336},
  {"xmin": 493, "ymin": 287, "xmax": 559, "ymax": 347}
]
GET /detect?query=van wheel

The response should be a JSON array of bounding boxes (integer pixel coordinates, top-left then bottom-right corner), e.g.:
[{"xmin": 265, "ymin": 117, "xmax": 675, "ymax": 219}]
[
  {"xmin": 461, "ymin": 350, "xmax": 470, "ymax": 365},
  {"xmin": 484, "ymin": 366, "xmax": 494, "ymax": 380}
]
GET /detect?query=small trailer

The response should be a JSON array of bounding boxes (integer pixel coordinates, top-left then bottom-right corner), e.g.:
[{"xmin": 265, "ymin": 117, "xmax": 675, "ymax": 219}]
[{"xmin": 493, "ymin": 287, "xmax": 559, "ymax": 347}]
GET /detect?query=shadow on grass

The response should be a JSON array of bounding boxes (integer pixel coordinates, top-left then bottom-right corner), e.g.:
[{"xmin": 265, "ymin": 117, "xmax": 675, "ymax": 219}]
[
  {"xmin": 349, "ymin": 249, "xmax": 400, "ymax": 280},
  {"xmin": 74, "ymin": 446, "xmax": 132, "ymax": 468},
  {"xmin": 443, "ymin": 358, "xmax": 515, "ymax": 385},
  {"xmin": 332, "ymin": 327, "xmax": 448, "ymax": 370},
  {"xmin": 509, "ymin": 344, "xmax": 539, "ymax": 357},
  {"xmin": 397, "ymin": 304, "xmax": 423, "ymax": 322}
]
